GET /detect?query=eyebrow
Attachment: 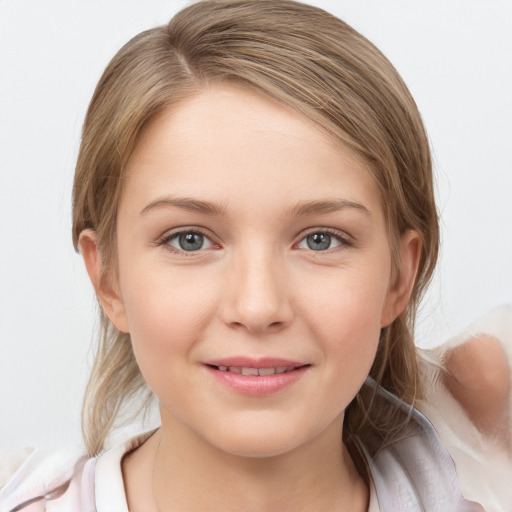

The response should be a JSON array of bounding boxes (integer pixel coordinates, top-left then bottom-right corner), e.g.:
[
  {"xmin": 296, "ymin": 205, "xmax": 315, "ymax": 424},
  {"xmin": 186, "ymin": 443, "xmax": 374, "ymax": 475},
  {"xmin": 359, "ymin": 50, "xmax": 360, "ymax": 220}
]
[
  {"xmin": 140, "ymin": 196, "xmax": 370, "ymax": 218},
  {"xmin": 290, "ymin": 199, "xmax": 371, "ymax": 216},
  {"xmin": 140, "ymin": 197, "xmax": 226, "ymax": 216}
]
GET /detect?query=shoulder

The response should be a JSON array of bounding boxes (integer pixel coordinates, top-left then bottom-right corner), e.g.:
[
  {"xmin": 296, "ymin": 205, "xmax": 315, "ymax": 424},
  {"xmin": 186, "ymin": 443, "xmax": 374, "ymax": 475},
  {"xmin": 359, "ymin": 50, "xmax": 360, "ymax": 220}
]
[
  {"xmin": 0, "ymin": 447, "xmax": 91, "ymax": 512},
  {"xmin": 428, "ymin": 305, "xmax": 511, "ymax": 444},
  {"xmin": 0, "ymin": 429, "xmax": 156, "ymax": 512},
  {"xmin": 0, "ymin": 448, "xmax": 34, "ymax": 489},
  {"xmin": 442, "ymin": 332, "xmax": 510, "ymax": 439},
  {"xmin": 417, "ymin": 305, "xmax": 512, "ymax": 511}
]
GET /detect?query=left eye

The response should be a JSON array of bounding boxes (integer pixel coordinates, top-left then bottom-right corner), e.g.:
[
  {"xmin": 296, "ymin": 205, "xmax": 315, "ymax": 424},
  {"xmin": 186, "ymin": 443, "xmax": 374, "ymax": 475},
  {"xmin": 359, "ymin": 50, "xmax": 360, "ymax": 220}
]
[
  {"xmin": 167, "ymin": 231, "xmax": 214, "ymax": 252},
  {"xmin": 298, "ymin": 232, "xmax": 343, "ymax": 251}
]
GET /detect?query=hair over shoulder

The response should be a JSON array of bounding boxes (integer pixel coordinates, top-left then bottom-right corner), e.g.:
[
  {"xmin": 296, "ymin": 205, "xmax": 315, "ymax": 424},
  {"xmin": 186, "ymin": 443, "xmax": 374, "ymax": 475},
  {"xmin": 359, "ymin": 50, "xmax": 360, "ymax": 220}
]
[{"xmin": 72, "ymin": 0, "xmax": 439, "ymax": 456}]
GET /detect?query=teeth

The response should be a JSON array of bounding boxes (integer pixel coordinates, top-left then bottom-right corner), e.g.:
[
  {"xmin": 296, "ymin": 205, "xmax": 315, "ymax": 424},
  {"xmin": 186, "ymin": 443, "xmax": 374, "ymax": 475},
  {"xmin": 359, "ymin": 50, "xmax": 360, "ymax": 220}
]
[
  {"xmin": 215, "ymin": 365, "xmax": 299, "ymax": 375},
  {"xmin": 258, "ymin": 367, "xmax": 277, "ymax": 376}
]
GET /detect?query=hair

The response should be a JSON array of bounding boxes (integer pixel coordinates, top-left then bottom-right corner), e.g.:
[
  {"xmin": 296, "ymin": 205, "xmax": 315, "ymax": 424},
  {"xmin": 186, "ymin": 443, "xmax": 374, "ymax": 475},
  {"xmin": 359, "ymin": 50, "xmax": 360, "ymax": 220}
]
[{"xmin": 72, "ymin": 0, "xmax": 439, "ymax": 456}]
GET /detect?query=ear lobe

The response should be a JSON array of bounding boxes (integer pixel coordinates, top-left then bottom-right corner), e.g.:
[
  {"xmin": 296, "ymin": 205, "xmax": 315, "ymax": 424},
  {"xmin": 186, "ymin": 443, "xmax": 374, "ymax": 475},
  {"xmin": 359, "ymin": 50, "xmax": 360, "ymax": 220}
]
[
  {"xmin": 381, "ymin": 230, "xmax": 422, "ymax": 327},
  {"xmin": 79, "ymin": 229, "xmax": 130, "ymax": 333}
]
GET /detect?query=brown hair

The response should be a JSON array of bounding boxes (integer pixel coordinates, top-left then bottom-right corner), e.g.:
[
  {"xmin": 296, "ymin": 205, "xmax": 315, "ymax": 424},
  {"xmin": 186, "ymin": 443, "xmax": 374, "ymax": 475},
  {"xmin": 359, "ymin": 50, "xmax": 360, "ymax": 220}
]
[{"xmin": 72, "ymin": 0, "xmax": 439, "ymax": 455}]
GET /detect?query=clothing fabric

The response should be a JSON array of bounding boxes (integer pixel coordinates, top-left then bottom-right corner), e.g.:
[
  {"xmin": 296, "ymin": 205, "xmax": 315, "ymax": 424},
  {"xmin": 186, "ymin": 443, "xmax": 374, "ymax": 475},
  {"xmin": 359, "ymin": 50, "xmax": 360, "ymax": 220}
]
[{"xmin": 1, "ymin": 306, "xmax": 511, "ymax": 512}]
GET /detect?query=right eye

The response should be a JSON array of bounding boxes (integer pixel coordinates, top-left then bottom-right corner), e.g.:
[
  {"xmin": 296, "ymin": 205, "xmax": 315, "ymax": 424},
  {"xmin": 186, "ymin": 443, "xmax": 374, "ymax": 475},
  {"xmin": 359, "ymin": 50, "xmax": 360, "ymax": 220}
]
[
  {"xmin": 296, "ymin": 230, "xmax": 348, "ymax": 252},
  {"xmin": 164, "ymin": 231, "xmax": 214, "ymax": 252}
]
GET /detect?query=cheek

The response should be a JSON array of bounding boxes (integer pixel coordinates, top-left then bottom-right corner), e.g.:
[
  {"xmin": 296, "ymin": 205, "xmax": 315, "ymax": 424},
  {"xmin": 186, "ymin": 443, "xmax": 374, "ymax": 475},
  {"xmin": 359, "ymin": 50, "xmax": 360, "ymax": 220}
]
[
  {"xmin": 300, "ymin": 264, "xmax": 390, "ymax": 372},
  {"xmin": 119, "ymin": 265, "xmax": 219, "ymax": 389}
]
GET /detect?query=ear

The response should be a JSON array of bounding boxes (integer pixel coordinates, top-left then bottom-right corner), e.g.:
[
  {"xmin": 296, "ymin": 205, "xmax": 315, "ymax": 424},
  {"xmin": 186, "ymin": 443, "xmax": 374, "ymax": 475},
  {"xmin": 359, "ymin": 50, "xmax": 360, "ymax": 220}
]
[
  {"xmin": 79, "ymin": 229, "xmax": 130, "ymax": 333},
  {"xmin": 381, "ymin": 230, "xmax": 422, "ymax": 327}
]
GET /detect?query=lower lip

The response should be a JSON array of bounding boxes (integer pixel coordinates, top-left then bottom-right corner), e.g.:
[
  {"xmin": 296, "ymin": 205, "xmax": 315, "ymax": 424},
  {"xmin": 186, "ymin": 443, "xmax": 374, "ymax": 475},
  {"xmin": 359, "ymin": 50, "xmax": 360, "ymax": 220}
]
[{"xmin": 204, "ymin": 366, "xmax": 309, "ymax": 396}]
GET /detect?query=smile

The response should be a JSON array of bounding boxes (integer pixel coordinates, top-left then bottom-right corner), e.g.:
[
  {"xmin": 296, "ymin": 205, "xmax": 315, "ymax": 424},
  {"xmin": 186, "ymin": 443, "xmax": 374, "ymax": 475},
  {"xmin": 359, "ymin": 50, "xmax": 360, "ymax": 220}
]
[
  {"xmin": 203, "ymin": 359, "xmax": 310, "ymax": 396},
  {"xmin": 212, "ymin": 365, "xmax": 302, "ymax": 375}
]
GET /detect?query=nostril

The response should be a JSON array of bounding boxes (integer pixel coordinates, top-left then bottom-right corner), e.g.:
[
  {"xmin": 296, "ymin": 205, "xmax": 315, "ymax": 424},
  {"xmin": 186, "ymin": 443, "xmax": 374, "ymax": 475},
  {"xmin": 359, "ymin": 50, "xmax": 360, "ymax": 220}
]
[{"xmin": 249, "ymin": 320, "xmax": 286, "ymax": 334}]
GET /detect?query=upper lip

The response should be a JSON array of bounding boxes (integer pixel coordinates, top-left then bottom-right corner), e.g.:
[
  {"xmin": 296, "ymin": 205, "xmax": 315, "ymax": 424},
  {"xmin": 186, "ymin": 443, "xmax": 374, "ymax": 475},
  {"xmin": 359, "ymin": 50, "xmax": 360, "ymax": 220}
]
[{"xmin": 203, "ymin": 357, "xmax": 308, "ymax": 369}]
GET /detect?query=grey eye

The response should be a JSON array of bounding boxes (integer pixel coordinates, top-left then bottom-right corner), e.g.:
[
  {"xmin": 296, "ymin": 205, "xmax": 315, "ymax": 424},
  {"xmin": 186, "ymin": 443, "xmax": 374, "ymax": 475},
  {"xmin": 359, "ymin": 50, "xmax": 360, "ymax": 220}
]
[
  {"xmin": 298, "ymin": 232, "xmax": 343, "ymax": 251},
  {"xmin": 306, "ymin": 233, "xmax": 332, "ymax": 251},
  {"xmin": 169, "ymin": 232, "xmax": 212, "ymax": 252}
]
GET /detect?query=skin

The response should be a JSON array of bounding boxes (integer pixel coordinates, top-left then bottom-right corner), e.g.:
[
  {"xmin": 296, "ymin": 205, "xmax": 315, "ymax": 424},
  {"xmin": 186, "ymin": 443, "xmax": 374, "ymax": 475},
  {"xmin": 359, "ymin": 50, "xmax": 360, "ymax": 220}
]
[
  {"xmin": 80, "ymin": 85, "xmax": 421, "ymax": 512},
  {"xmin": 443, "ymin": 334, "xmax": 510, "ymax": 448}
]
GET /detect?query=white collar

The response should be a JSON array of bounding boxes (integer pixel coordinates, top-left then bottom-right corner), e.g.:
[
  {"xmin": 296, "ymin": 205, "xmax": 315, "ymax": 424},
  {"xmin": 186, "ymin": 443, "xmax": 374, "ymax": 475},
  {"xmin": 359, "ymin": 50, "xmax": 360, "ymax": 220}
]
[
  {"xmin": 92, "ymin": 428, "xmax": 379, "ymax": 512},
  {"xmin": 94, "ymin": 430, "xmax": 156, "ymax": 512}
]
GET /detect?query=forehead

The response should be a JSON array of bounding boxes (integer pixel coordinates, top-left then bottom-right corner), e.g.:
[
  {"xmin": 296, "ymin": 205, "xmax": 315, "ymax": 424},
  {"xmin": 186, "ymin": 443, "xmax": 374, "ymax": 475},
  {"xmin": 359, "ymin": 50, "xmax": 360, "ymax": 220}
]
[{"xmin": 121, "ymin": 85, "xmax": 383, "ymax": 220}]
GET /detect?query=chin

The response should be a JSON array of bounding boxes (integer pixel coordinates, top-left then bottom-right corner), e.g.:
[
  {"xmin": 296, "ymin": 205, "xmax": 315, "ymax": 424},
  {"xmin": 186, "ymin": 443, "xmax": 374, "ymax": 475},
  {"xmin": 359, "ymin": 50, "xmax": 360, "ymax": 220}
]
[
  {"xmin": 198, "ymin": 413, "xmax": 341, "ymax": 460},
  {"xmin": 210, "ymin": 430, "xmax": 306, "ymax": 459}
]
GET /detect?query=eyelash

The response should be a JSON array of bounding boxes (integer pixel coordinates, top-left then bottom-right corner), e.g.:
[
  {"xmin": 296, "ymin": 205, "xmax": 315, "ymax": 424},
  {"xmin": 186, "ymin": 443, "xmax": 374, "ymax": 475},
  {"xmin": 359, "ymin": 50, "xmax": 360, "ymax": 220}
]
[
  {"xmin": 158, "ymin": 228, "xmax": 218, "ymax": 256},
  {"xmin": 157, "ymin": 227, "xmax": 353, "ymax": 255},
  {"xmin": 296, "ymin": 228, "xmax": 353, "ymax": 252}
]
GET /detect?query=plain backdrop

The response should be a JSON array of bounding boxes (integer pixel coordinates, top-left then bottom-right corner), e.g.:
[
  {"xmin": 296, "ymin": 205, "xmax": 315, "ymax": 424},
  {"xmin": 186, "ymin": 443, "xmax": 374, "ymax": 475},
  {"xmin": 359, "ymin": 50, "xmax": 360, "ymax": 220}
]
[{"xmin": 1, "ymin": 0, "xmax": 511, "ymax": 451}]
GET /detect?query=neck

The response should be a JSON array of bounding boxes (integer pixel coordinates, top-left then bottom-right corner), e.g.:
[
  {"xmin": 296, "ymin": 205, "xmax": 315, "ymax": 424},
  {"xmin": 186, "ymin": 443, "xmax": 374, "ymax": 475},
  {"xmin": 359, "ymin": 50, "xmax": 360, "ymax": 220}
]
[{"xmin": 144, "ymin": 413, "xmax": 368, "ymax": 512}]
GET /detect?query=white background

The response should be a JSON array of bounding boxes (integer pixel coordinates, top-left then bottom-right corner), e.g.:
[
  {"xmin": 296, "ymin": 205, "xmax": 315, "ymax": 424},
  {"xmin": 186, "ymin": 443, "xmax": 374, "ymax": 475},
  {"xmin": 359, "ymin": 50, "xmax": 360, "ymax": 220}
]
[{"xmin": 1, "ymin": 0, "xmax": 511, "ymax": 451}]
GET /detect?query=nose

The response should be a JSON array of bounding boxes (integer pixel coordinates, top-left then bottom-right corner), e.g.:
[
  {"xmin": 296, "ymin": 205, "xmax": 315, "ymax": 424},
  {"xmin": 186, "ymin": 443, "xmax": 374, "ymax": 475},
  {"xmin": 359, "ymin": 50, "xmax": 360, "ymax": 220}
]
[{"xmin": 221, "ymin": 248, "xmax": 293, "ymax": 335}]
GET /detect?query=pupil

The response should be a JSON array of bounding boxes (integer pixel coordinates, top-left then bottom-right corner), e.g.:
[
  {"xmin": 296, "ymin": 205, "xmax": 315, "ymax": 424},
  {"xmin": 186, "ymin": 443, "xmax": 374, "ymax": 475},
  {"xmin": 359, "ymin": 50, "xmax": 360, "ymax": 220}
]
[
  {"xmin": 307, "ymin": 233, "xmax": 331, "ymax": 251},
  {"xmin": 179, "ymin": 232, "xmax": 203, "ymax": 251}
]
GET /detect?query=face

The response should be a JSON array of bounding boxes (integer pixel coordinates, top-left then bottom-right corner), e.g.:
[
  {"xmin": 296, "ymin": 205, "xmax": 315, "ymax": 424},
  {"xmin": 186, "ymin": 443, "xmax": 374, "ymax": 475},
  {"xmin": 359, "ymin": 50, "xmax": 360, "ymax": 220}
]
[{"xmin": 95, "ymin": 85, "xmax": 410, "ymax": 458}]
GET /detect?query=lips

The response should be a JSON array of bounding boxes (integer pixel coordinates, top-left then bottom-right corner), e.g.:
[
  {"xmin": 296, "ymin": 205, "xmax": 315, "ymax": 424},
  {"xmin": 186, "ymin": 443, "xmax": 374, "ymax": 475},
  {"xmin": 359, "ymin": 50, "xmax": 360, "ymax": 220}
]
[
  {"xmin": 203, "ymin": 358, "xmax": 310, "ymax": 395},
  {"xmin": 213, "ymin": 365, "xmax": 302, "ymax": 375}
]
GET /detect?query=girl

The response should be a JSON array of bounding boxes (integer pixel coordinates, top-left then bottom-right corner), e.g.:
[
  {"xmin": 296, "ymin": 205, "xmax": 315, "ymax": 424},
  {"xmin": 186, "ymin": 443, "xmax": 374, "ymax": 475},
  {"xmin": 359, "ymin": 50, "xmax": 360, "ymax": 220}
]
[{"xmin": 1, "ymin": 1, "xmax": 510, "ymax": 511}]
